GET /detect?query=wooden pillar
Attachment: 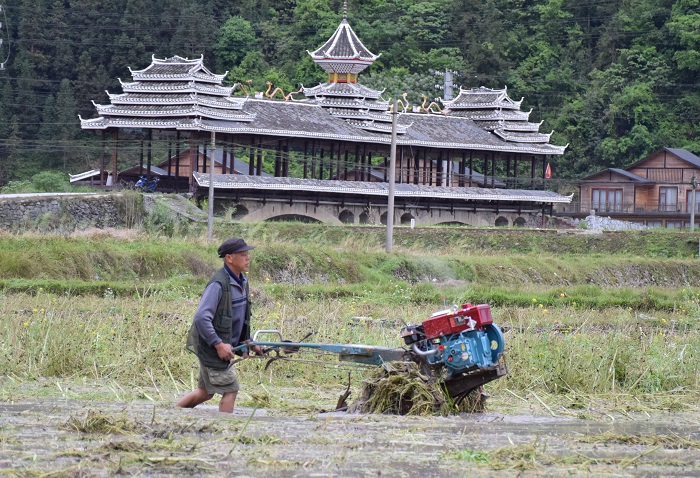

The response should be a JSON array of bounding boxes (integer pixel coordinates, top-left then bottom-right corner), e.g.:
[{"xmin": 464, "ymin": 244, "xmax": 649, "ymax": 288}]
[
  {"xmin": 428, "ymin": 151, "xmax": 433, "ymax": 185},
  {"xmin": 437, "ymin": 151, "xmax": 443, "ymax": 186},
  {"xmin": 146, "ymin": 129, "xmax": 153, "ymax": 178},
  {"xmin": 319, "ymin": 148, "xmax": 325, "ymax": 179},
  {"xmin": 249, "ymin": 137, "xmax": 255, "ymax": 175},
  {"xmin": 100, "ymin": 130, "xmax": 106, "ymax": 186},
  {"xmin": 467, "ymin": 152, "xmax": 473, "ymax": 187},
  {"xmin": 399, "ymin": 146, "xmax": 404, "ymax": 184},
  {"xmin": 310, "ymin": 141, "xmax": 317, "ymax": 179},
  {"xmin": 329, "ymin": 143, "xmax": 335, "ymax": 179},
  {"xmin": 202, "ymin": 141, "xmax": 207, "ymax": 174},
  {"xmin": 167, "ymin": 139, "xmax": 172, "ymax": 178},
  {"xmin": 282, "ymin": 142, "xmax": 290, "ymax": 177},
  {"xmin": 274, "ymin": 141, "xmax": 281, "ymax": 177},
  {"xmin": 414, "ymin": 148, "xmax": 420, "ymax": 185},
  {"xmin": 459, "ymin": 151, "xmax": 466, "ymax": 187},
  {"xmin": 367, "ymin": 152, "xmax": 372, "ymax": 182},
  {"xmin": 175, "ymin": 131, "xmax": 180, "ymax": 193},
  {"xmin": 189, "ymin": 134, "xmax": 197, "ymax": 193},
  {"xmin": 139, "ymin": 140, "xmax": 144, "ymax": 175},
  {"xmin": 343, "ymin": 147, "xmax": 349, "ymax": 179},
  {"xmin": 354, "ymin": 143, "xmax": 360, "ymax": 181},
  {"xmin": 112, "ymin": 129, "xmax": 119, "ymax": 183},
  {"xmin": 303, "ymin": 141, "xmax": 309, "ymax": 179},
  {"xmin": 256, "ymin": 139, "xmax": 263, "ymax": 176}
]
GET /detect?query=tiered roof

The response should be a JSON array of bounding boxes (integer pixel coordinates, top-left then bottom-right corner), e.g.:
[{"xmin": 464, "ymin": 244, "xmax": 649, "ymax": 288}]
[
  {"xmin": 80, "ymin": 18, "xmax": 566, "ymax": 155},
  {"xmin": 302, "ymin": 6, "xmax": 406, "ymax": 134},
  {"xmin": 80, "ymin": 56, "xmax": 255, "ymax": 129},
  {"xmin": 445, "ymin": 86, "xmax": 553, "ymax": 143}
]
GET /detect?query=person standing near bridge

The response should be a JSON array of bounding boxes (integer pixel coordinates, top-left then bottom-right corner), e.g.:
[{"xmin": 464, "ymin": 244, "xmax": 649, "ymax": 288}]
[{"xmin": 176, "ymin": 238, "xmax": 263, "ymax": 413}]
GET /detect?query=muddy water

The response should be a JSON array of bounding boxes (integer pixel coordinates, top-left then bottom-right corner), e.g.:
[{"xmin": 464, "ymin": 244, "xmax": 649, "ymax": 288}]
[{"xmin": 1, "ymin": 389, "xmax": 699, "ymax": 478}]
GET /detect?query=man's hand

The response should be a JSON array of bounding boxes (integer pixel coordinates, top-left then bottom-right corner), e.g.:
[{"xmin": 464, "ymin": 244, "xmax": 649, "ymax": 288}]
[
  {"xmin": 251, "ymin": 344, "xmax": 266, "ymax": 356},
  {"xmin": 214, "ymin": 342, "xmax": 234, "ymax": 361}
]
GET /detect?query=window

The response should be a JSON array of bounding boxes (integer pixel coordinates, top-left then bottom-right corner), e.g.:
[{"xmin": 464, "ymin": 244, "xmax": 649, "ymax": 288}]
[
  {"xmin": 686, "ymin": 190, "xmax": 700, "ymax": 213},
  {"xmin": 659, "ymin": 187, "xmax": 678, "ymax": 212},
  {"xmin": 591, "ymin": 189, "xmax": 623, "ymax": 213},
  {"xmin": 666, "ymin": 220, "xmax": 683, "ymax": 229}
]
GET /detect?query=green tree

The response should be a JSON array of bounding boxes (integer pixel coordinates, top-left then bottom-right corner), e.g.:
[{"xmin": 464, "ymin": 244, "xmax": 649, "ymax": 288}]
[{"xmin": 214, "ymin": 16, "xmax": 258, "ymax": 70}]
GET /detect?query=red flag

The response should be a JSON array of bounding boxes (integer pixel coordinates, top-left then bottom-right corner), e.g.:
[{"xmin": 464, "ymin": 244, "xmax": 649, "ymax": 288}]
[{"xmin": 545, "ymin": 163, "xmax": 552, "ymax": 179}]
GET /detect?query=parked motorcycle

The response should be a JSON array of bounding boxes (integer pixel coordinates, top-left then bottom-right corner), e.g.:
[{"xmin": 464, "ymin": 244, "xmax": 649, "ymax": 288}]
[{"xmin": 135, "ymin": 176, "xmax": 159, "ymax": 192}]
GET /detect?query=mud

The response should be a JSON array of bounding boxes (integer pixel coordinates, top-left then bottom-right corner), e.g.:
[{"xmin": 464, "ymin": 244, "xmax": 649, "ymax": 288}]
[{"xmin": 1, "ymin": 384, "xmax": 699, "ymax": 477}]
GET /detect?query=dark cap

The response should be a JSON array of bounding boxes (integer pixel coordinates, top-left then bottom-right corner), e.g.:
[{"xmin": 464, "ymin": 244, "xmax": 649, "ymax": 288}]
[{"xmin": 217, "ymin": 238, "xmax": 255, "ymax": 258}]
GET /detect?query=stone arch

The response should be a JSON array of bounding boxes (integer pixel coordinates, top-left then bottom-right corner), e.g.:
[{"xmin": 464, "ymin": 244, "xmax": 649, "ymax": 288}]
[
  {"xmin": 495, "ymin": 216, "xmax": 509, "ymax": 227},
  {"xmin": 400, "ymin": 213, "xmax": 414, "ymax": 225},
  {"xmin": 339, "ymin": 209, "xmax": 354, "ymax": 224},
  {"xmin": 359, "ymin": 211, "xmax": 370, "ymax": 224},
  {"xmin": 231, "ymin": 204, "xmax": 249, "ymax": 220},
  {"xmin": 513, "ymin": 217, "xmax": 526, "ymax": 227},
  {"xmin": 380, "ymin": 212, "xmax": 388, "ymax": 225}
]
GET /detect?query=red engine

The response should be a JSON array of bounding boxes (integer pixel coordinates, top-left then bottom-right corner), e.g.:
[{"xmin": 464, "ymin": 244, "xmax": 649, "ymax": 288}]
[{"xmin": 421, "ymin": 303, "xmax": 492, "ymax": 339}]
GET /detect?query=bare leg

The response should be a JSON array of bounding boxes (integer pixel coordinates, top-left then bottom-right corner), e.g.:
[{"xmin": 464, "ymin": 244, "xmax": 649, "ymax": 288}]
[
  {"xmin": 219, "ymin": 391, "xmax": 238, "ymax": 413},
  {"xmin": 175, "ymin": 387, "xmax": 213, "ymax": 409}
]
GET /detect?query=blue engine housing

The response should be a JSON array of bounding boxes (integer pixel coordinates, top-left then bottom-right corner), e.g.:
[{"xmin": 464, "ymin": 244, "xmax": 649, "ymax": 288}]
[{"xmin": 425, "ymin": 323, "xmax": 505, "ymax": 374}]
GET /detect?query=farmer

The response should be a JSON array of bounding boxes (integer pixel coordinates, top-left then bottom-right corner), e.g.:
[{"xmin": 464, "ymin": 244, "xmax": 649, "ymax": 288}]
[{"xmin": 176, "ymin": 238, "xmax": 263, "ymax": 413}]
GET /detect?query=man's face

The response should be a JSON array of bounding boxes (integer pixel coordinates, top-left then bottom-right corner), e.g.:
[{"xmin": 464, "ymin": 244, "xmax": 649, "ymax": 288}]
[{"xmin": 225, "ymin": 251, "xmax": 250, "ymax": 275}]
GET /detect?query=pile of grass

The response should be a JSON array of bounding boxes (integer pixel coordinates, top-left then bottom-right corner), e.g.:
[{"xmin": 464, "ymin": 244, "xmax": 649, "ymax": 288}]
[{"xmin": 349, "ymin": 362, "xmax": 485, "ymax": 415}]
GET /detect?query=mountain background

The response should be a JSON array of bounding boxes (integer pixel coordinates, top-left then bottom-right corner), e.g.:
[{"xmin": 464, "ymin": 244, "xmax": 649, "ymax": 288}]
[{"xmin": 0, "ymin": 0, "xmax": 698, "ymax": 191}]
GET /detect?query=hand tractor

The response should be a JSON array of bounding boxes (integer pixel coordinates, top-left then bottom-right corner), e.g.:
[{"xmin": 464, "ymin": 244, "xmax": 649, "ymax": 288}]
[{"xmin": 232, "ymin": 302, "xmax": 507, "ymax": 406}]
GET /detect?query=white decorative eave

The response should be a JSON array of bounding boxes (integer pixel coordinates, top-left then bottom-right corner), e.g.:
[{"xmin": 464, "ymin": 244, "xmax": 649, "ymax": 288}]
[
  {"xmin": 118, "ymin": 79, "xmax": 233, "ymax": 96},
  {"xmin": 494, "ymin": 128, "xmax": 553, "ymax": 143},
  {"xmin": 128, "ymin": 55, "xmax": 227, "ymax": 84},
  {"xmin": 193, "ymin": 172, "xmax": 573, "ymax": 204}
]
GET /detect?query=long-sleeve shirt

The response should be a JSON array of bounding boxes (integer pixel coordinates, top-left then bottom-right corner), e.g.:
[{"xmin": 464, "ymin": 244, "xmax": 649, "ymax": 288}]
[{"xmin": 193, "ymin": 269, "xmax": 248, "ymax": 347}]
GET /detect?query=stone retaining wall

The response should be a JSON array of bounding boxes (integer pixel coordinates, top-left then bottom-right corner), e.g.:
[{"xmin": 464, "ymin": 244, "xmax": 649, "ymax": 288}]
[{"xmin": 0, "ymin": 193, "xmax": 139, "ymax": 231}]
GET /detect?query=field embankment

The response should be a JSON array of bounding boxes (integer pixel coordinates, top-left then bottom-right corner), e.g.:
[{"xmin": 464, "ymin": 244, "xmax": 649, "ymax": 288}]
[{"xmin": 1, "ymin": 225, "xmax": 699, "ymax": 476}]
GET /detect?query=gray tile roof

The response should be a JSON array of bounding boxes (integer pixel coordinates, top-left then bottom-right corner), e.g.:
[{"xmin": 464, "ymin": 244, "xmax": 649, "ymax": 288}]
[{"xmin": 666, "ymin": 148, "xmax": 700, "ymax": 168}]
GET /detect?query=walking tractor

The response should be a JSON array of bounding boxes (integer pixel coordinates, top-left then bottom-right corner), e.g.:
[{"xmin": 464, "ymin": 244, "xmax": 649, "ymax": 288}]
[{"xmin": 233, "ymin": 302, "xmax": 507, "ymax": 407}]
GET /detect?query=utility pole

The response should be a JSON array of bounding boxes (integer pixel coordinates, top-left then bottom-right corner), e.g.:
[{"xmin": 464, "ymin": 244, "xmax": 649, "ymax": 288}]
[
  {"xmin": 386, "ymin": 99, "xmax": 398, "ymax": 253},
  {"xmin": 207, "ymin": 131, "xmax": 215, "ymax": 242},
  {"xmin": 432, "ymin": 69, "xmax": 455, "ymax": 101}
]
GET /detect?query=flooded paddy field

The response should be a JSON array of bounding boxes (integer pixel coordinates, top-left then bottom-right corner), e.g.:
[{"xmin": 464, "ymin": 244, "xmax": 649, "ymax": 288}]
[{"xmin": 1, "ymin": 380, "xmax": 699, "ymax": 477}]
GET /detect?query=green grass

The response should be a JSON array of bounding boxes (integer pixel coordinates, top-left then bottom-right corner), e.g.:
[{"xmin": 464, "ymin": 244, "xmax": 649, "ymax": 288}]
[{"xmin": 1, "ymin": 226, "xmax": 700, "ymax": 412}]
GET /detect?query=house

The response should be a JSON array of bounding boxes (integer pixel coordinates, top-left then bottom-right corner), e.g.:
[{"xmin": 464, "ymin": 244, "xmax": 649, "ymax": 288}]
[{"xmin": 566, "ymin": 148, "xmax": 700, "ymax": 228}]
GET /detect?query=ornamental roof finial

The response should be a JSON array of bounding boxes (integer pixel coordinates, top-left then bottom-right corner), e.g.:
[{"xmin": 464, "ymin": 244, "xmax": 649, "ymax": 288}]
[{"xmin": 343, "ymin": 0, "xmax": 347, "ymax": 20}]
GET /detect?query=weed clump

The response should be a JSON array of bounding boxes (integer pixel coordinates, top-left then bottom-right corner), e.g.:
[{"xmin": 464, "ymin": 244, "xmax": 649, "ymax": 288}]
[
  {"xmin": 63, "ymin": 410, "xmax": 143, "ymax": 435},
  {"xmin": 349, "ymin": 362, "xmax": 485, "ymax": 415}
]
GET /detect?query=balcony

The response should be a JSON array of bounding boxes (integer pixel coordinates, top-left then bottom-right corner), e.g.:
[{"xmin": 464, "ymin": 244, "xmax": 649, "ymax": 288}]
[{"xmin": 556, "ymin": 201, "xmax": 700, "ymax": 215}]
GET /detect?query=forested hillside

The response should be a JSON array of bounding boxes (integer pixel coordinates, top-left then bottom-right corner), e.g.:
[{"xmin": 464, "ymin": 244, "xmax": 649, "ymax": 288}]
[{"xmin": 0, "ymin": 0, "xmax": 698, "ymax": 189}]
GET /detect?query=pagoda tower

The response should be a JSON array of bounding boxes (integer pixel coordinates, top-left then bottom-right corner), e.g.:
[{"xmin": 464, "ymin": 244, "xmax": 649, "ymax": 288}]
[
  {"xmin": 444, "ymin": 86, "xmax": 552, "ymax": 143},
  {"xmin": 303, "ymin": 2, "xmax": 407, "ymax": 134}
]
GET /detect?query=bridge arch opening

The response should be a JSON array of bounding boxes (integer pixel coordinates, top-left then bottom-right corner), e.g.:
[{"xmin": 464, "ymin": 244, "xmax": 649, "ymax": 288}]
[
  {"xmin": 232, "ymin": 204, "xmax": 249, "ymax": 220},
  {"xmin": 265, "ymin": 214, "xmax": 322, "ymax": 223},
  {"xmin": 513, "ymin": 217, "xmax": 526, "ymax": 227},
  {"xmin": 495, "ymin": 216, "xmax": 509, "ymax": 227},
  {"xmin": 436, "ymin": 221, "xmax": 468, "ymax": 226},
  {"xmin": 359, "ymin": 211, "xmax": 370, "ymax": 224},
  {"xmin": 339, "ymin": 209, "xmax": 354, "ymax": 224},
  {"xmin": 400, "ymin": 213, "xmax": 414, "ymax": 225}
]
